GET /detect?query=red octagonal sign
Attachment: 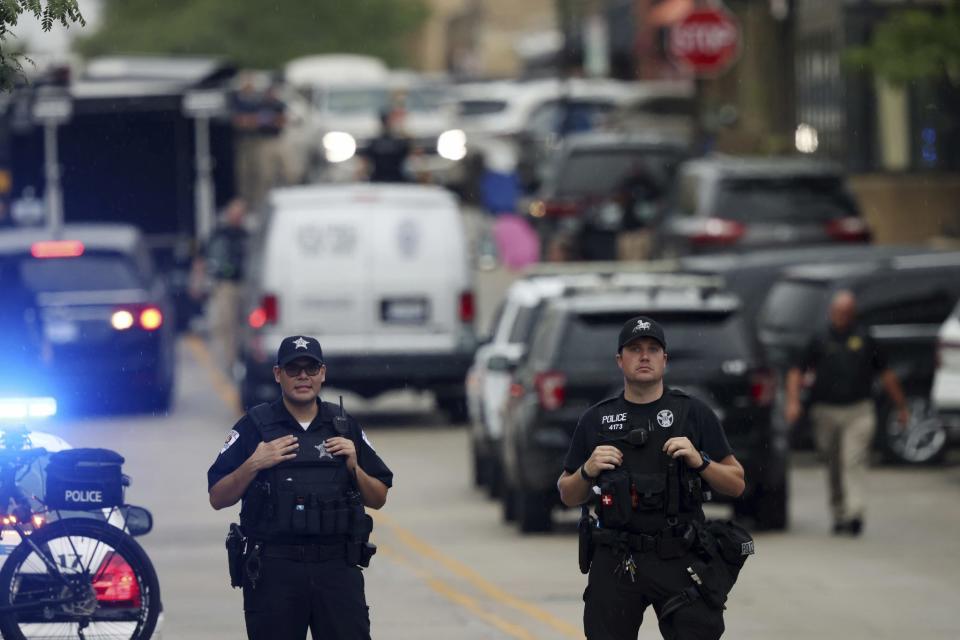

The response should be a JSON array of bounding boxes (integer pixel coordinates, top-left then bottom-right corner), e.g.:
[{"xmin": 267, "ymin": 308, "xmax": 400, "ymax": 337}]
[{"xmin": 669, "ymin": 6, "xmax": 741, "ymax": 77}]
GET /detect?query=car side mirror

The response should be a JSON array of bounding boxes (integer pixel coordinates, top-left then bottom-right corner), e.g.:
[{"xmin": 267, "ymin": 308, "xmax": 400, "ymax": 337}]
[
  {"xmin": 124, "ymin": 505, "xmax": 154, "ymax": 537},
  {"xmin": 487, "ymin": 355, "xmax": 517, "ymax": 373}
]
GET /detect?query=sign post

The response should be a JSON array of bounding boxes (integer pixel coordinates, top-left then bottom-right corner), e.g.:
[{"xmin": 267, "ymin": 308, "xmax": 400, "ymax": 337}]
[
  {"xmin": 32, "ymin": 91, "xmax": 72, "ymax": 236},
  {"xmin": 669, "ymin": 2, "xmax": 742, "ymax": 151},
  {"xmin": 183, "ymin": 90, "xmax": 227, "ymax": 244}
]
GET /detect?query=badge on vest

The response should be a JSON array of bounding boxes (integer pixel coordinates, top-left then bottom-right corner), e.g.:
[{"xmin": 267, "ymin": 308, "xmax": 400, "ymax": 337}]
[
  {"xmin": 847, "ymin": 335, "xmax": 863, "ymax": 351},
  {"xmin": 657, "ymin": 410, "xmax": 674, "ymax": 428}
]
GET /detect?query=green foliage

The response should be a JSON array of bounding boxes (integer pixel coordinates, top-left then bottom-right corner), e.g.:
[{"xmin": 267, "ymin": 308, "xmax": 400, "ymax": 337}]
[
  {"xmin": 845, "ymin": 1, "xmax": 960, "ymax": 86},
  {"xmin": 0, "ymin": 0, "xmax": 84, "ymax": 89},
  {"xmin": 77, "ymin": 0, "xmax": 430, "ymax": 70}
]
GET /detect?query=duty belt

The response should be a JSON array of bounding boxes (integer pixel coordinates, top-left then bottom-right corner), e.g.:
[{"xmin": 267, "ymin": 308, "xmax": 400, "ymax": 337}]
[
  {"xmin": 260, "ymin": 542, "xmax": 347, "ymax": 562},
  {"xmin": 593, "ymin": 523, "xmax": 697, "ymax": 559},
  {"xmin": 592, "ymin": 529, "xmax": 658, "ymax": 553}
]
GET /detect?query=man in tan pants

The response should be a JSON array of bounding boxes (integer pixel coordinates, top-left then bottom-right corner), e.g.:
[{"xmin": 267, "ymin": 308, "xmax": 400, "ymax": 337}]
[{"xmin": 785, "ymin": 290, "xmax": 908, "ymax": 536}]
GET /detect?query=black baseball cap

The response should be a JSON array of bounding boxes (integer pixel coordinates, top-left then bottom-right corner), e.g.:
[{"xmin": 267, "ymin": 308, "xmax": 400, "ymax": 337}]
[
  {"xmin": 618, "ymin": 316, "xmax": 667, "ymax": 351},
  {"xmin": 276, "ymin": 335, "xmax": 324, "ymax": 366}
]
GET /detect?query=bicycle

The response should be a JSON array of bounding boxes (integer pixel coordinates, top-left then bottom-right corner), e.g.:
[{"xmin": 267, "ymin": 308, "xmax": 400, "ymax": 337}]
[{"xmin": 0, "ymin": 426, "xmax": 161, "ymax": 640}]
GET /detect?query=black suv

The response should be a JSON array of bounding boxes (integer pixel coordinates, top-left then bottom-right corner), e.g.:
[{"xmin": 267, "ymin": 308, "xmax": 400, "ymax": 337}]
[
  {"xmin": 758, "ymin": 251, "xmax": 960, "ymax": 464},
  {"xmin": 499, "ymin": 278, "xmax": 785, "ymax": 533}
]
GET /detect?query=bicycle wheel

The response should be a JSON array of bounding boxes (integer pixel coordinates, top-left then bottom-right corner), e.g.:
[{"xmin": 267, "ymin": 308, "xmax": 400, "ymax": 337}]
[{"xmin": 0, "ymin": 518, "xmax": 161, "ymax": 640}]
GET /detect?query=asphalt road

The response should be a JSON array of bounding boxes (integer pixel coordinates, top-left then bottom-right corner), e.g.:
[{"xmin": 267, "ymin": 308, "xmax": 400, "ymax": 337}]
[{"xmin": 31, "ymin": 334, "xmax": 960, "ymax": 640}]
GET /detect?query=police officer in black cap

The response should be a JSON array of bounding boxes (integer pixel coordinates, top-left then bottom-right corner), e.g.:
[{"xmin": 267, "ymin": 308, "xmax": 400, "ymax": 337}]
[
  {"xmin": 558, "ymin": 316, "xmax": 746, "ymax": 640},
  {"xmin": 208, "ymin": 335, "xmax": 393, "ymax": 640}
]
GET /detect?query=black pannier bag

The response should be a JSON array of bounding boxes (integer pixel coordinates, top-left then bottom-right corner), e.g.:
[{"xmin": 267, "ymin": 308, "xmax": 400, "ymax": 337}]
[{"xmin": 45, "ymin": 448, "xmax": 125, "ymax": 510}]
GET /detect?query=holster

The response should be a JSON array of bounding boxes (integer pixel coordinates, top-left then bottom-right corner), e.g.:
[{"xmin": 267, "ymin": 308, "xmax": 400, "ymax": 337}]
[
  {"xmin": 348, "ymin": 512, "xmax": 377, "ymax": 568},
  {"xmin": 225, "ymin": 523, "xmax": 246, "ymax": 589},
  {"xmin": 578, "ymin": 506, "xmax": 596, "ymax": 574}
]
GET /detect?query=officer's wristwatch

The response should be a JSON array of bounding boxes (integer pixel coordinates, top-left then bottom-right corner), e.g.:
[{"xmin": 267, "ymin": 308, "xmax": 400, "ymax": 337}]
[
  {"xmin": 694, "ymin": 451, "xmax": 712, "ymax": 474},
  {"xmin": 580, "ymin": 465, "xmax": 596, "ymax": 482}
]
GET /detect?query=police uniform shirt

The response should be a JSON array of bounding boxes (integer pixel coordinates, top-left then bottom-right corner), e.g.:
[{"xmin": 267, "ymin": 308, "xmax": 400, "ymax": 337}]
[
  {"xmin": 798, "ymin": 326, "xmax": 887, "ymax": 405},
  {"xmin": 562, "ymin": 391, "xmax": 733, "ymax": 476},
  {"xmin": 208, "ymin": 398, "xmax": 394, "ymax": 493}
]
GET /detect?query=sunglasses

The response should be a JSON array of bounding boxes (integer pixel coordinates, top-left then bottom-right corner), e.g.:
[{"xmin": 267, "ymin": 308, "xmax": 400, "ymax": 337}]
[{"xmin": 282, "ymin": 363, "xmax": 322, "ymax": 377}]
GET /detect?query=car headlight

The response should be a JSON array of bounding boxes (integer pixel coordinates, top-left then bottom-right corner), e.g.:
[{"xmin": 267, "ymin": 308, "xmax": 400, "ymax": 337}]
[
  {"xmin": 322, "ymin": 131, "xmax": 357, "ymax": 163},
  {"xmin": 437, "ymin": 129, "xmax": 467, "ymax": 161}
]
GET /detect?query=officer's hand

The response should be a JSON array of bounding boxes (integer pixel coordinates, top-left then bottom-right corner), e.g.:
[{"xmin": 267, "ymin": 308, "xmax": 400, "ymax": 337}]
[
  {"xmin": 249, "ymin": 436, "xmax": 298, "ymax": 471},
  {"xmin": 584, "ymin": 445, "xmax": 622, "ymax": 478},
  {"xmin": 663, "ymin": 437, "xmax": 702, "ymax": 469},
  {"xmin": 325, "ymin": 437, "xmax": 358, "ymax": 471},
  {"xmin": 785, "ymin": 399, "xmax": 803, "ymax": 427}
]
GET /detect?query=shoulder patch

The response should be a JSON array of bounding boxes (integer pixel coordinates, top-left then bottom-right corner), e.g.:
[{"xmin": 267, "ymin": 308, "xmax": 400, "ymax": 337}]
[
  {"xmin": 361, "ymin": 429, "xmax": 375, "ymax": 452},
  {"xmin": 219, "ymin": 430, "xmax": 240, "ymax": 455}
]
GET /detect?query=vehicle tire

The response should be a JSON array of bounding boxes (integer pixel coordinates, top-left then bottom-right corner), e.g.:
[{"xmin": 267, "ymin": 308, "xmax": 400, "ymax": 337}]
[
  {"xmin": 517, "ymin": 488, "xmax": 553, "ymax": 534},
  {"xmin": 472, "ymin": 446, "xmax": 489, "ymax": 488},
  {"xmin": 437, "ymin": 394, "xmax": 469, "ymax": 424},
  {"xmin": 485, "ymin": 456, "xmax": 504, "ymax": 499},
  {"xmin": 880, "ymin": 394, "xmax": 948, "ymax": 465},
  {"xmin": 0, "ymin": 518, "xmax": 161, "ymax": 640},
  {"xmin": 501, "ymin": 484, "xmax": 517, "ymax": 523},
  {"xmin": 750, "ymin": 482, "xmax": 788, "ymax": 531}
]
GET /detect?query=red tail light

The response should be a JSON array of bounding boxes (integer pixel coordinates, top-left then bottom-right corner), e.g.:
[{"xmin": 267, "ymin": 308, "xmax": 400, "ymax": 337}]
[
  {"xmin": 31, "ymin": 240, "xmax": 84, "ymax": 258},
  {"xmin": 249, "ymin": 294, "xmax": 278, "ymax": 329},
  {"xmin": 93, "ymin": 551, "xmax": 141, "ymax": 608},
  {"xmin": 826, "ymin": 217, "xmax": 871, "ymax": 242},
  {"xmin": 530, "ymin": 199, "xmax": 582, "ymax": 219},
  {"xmin": 509, "ymin": 382, "xmax": 526, "ymax": 399},
  {"xmin": 750, "ymin": 369, "xmax": 776, "ymax": 407},
  {"xmin": 689, "ymin": 218, "xmax": 746, "ymax": 247},
  {"xmin": 459, "ymin": 291, "xmax": 475, "ymax": 324},
  {"xmin": 138, "ymin": 307, "xmax": 163, "ymax": 331},
  {"xmin": 535, "ymin": 371, "xmax": 566, "ymax": 411}
]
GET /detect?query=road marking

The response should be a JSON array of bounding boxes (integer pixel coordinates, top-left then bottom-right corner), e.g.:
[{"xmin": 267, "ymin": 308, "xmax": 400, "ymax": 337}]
[
  {"xmin": 373, "ymin": 512, "xmax": 583, "ymax": 639},
  {"xmin": 379, "ymin": 544, "xmax": 539, "ymax": 640},
  {"xmin": 183, "ymin": 335, "xmax": 242, "ymax": 415}
]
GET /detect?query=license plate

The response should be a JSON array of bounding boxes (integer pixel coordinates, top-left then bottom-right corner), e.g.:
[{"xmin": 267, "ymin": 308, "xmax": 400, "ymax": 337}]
[
  {"xmin": 44, "ymin": 320, "xmax": 79, "ymax": 344},
  {"xmin": 381, "ymin": 298, "xmax": 429, "ymax": 324}
]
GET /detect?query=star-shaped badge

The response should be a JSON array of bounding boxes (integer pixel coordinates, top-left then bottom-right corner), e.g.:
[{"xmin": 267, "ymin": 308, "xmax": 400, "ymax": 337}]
[{"xmin": 293, "ymin": 337, "xmax": 310, "ymax": 350}]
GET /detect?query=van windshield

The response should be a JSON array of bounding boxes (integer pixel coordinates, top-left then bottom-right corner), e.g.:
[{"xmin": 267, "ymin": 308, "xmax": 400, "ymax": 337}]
[
  {"xmin": 715, "ymin": 176, "xmax": 858, "ymax": 222},
  {"xmin": 552, "ymin": 148, "xmax": 683, "ymax": 197}
]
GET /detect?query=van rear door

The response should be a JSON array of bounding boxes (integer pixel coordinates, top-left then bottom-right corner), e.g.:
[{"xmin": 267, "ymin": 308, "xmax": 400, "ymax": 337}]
[
  {"xmin": 368, "ymin": 193, "xmax": 469, "ymax": 353},
  {"xmin": 264, "ymin": 205, "xmax": 372, "ymax": 351}
]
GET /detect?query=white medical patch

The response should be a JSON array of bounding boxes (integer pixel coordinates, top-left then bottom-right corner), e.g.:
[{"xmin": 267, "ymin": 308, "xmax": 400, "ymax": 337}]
[
  {"xmin": 656, "ymin": 410, "xmax": 674, "ymax": 428},
  {"xmin": 219, "ymin": 430, "xmax": 240, "ymax": 455},
  {"xmin": 361, "ymin": 430, "xmax": 375, "ymax": 452}
]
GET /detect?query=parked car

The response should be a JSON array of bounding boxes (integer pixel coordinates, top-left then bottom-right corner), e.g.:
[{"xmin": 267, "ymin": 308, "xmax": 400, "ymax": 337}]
[
  {"xmin": 499, "ymin": 276, "xmax": 783, "ymax": 533},
  {"xmin": 653, "ymin": 155, "xmax": 871, "ymax": 257},
  {"xmin": 0, "ymin": 224, "xmax": 177, "ymax": 414},
  {"xmin": 931, "ymin": 299, "xmax": 960, "ymax": 446},
  {"xmin": 467, "ymin": 266, "xmax": 677, "ymax": 495},
  {"xmin": 239, "ymin": 184, "xmax": 476, "ymax": 420},
  {"xmin": 757, "ymin": 251, "xmax": 960, "ymax": 464},
  {"xmin": 527, "ymin": 131, "xmax": 688, "ymax": 260}
]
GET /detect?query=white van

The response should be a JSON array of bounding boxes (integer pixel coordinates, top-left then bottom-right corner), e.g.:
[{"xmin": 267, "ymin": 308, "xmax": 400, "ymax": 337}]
[{"xmin": 240, "ymin": 183, "xmax": 476, "ymax": 419}]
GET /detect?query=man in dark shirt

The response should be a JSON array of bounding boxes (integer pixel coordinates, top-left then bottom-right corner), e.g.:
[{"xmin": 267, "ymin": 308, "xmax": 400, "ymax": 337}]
[
  {"xmin": 209, "ymin": 335, "xmax": 392, "ymax": 639},
  {"xmin": 785, "ymin": 290, "xmax": 908, "ymax": 536},
  {"xmin": 363, "ymin": 109, "xmax": 412, "ymax": 183},
  {"xmin": 558, "ymin": 316, "xmax": 744, "ymax": 640},
  {"xmin": 192, "ymin": 198, "xmax": 249, "ymax": 373}
]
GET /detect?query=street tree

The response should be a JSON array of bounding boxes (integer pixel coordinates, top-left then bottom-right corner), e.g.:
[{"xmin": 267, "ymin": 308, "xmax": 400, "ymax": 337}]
[
  {"xmin": 77, "ymin": 0, "xmax": 429, "ymax": 69},
  {"xmin": 0, "ymin": 0, "xmax": 85, "ymax": 89},
  {"xmin": 845, "ymin": 1, "xmax": 960, "ymax": 86}
]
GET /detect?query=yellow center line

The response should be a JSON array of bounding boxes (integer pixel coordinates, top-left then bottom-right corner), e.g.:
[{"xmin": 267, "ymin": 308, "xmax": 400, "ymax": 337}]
[
  {"xmin": 184, "ymin": 334, "xmax": 242, "ymax": 416},
  {"xmin": 378, "ymin": 544, "xmax": 539, "ymax": 640},
  {"xmin": 373, "ymin": 512, "xmax": 583, "ymax": 639}
]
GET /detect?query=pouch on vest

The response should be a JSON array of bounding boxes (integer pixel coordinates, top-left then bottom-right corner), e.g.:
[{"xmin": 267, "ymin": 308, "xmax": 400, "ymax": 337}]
[
  {"xmin": 631, "ymin": 473, "xmax": 666, "ymax": 510},
  {"xmin": 597, "ymin": 468, "xmax": 632, "ymax": 528}
]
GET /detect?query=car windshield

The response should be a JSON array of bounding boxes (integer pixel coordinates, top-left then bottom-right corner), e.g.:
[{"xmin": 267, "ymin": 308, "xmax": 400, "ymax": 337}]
[
  {"xmin": 714, "ymin": 176, "xmax": 857, "ymax": 222},
  {"xmin": 325, "ymin": 88, "xmax": 390, "ymax": 114},
  {"xmin": 552, "ymin": 149, "xmax": 683, "ymax": 197},
  {"xmin": 458, "ymin": 99, "xmax": 507, "ymax": 117},
  {"xmin": 18, "ymin": 255, "xmax": 143, "ymax": 292},
  {"xmin": 557, "ymin": 310, "xmax": 747, "ymax": 366},
  {"xmin": 759, "ymin": 280, "xmax": 829, "ymax": 331},
  {"xmin": 526, "ymin": 101, "xmax": 615, "ymax": 136}
]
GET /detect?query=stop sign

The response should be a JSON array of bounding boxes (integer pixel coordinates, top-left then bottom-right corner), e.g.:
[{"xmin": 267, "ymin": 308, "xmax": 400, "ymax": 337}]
[{"xmin": 669, "ymin": 6, "xmax": 741, "ymax": 77}]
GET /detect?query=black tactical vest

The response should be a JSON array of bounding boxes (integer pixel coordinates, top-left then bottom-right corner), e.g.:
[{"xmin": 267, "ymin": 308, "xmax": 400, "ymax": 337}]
[
  {"xmin": 593, "ymin": 389, "xmax": 705, "ymax": 534},
  {"xmin": 240, "ymin": 403, "xmax": 364, "ymax": 542}
]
